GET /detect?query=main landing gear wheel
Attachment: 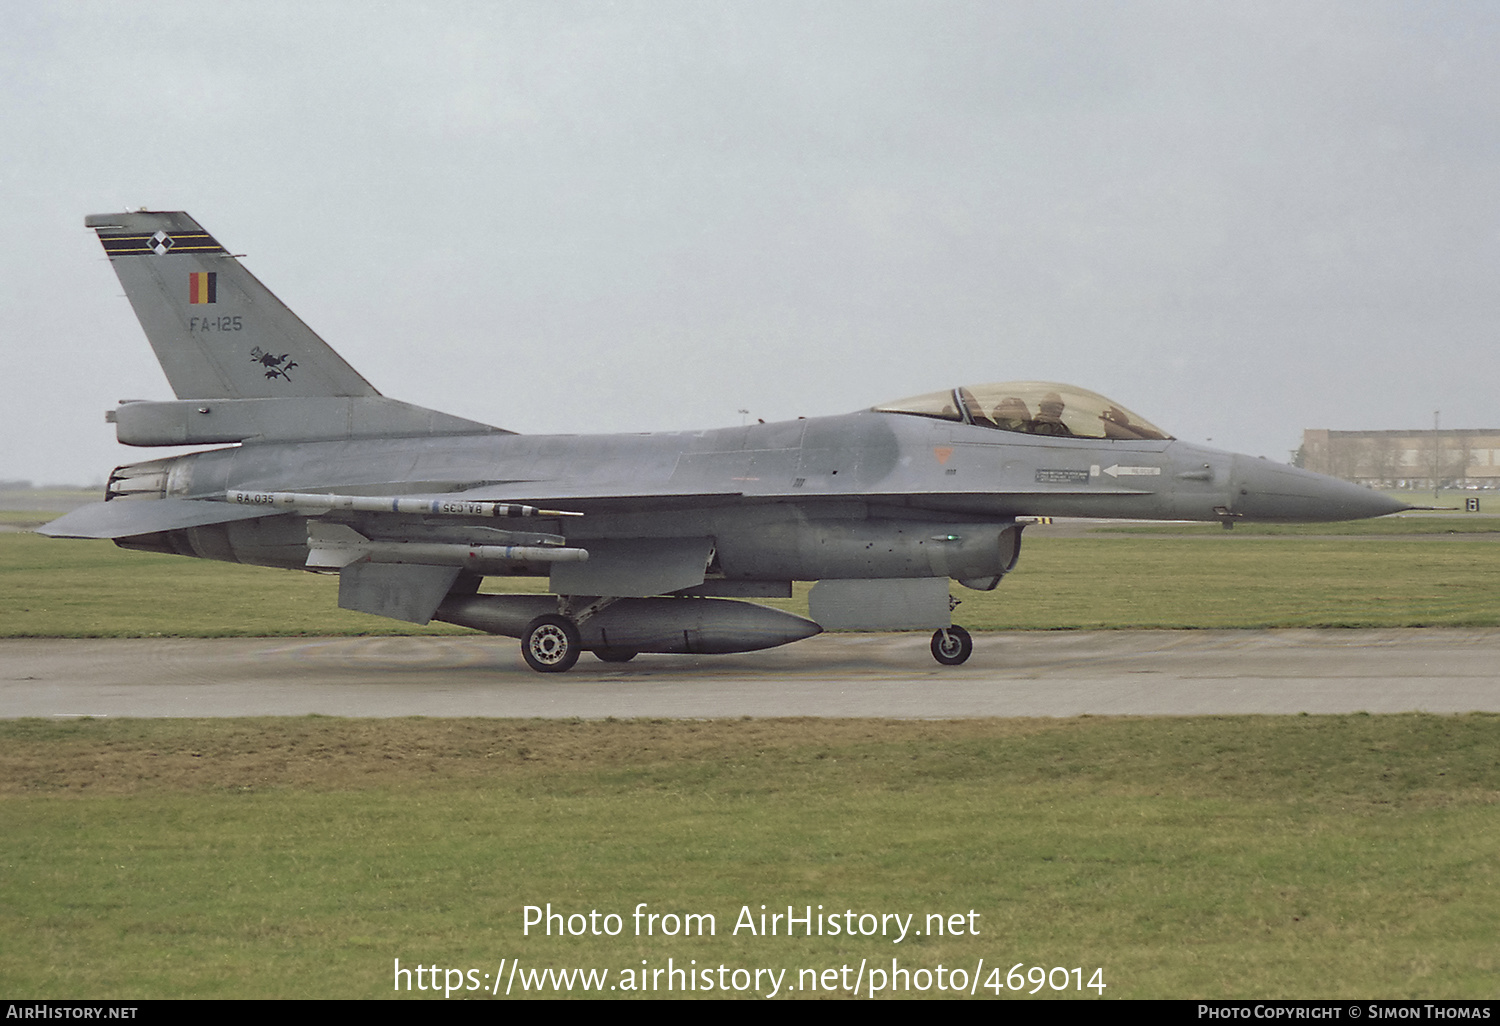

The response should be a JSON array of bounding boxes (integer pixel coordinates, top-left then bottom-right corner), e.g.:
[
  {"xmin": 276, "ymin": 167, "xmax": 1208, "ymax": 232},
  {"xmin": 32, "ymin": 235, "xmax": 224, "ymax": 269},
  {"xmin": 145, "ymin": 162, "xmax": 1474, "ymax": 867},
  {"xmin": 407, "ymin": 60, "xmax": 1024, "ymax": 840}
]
[
  {"xmin": 593, "ymin": 648, "xmax": 638, "ymax": 663},
  {"xmin": 522, "ymin": 615, "xmax": 581, "ymax": 673},
  {"xmin": 930, "ymin": 625, "xmax": 973, "ymax": 666}
]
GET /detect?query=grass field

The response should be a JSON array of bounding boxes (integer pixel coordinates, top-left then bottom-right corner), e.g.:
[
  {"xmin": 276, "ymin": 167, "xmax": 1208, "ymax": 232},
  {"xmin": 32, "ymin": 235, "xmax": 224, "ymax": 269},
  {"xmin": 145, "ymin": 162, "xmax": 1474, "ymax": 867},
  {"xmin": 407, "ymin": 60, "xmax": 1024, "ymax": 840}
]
[
  {"xmin": 5, "ymin": 524, "xmax": 1500, "ymax": 636},
  {"xmin": 4, "ymin": 515, "xmax": 1498, "ymax": 999},
  {"xmin": 3, "ymin": 715, "xmax": 1497, "ymax": 999},
  {"xmin": 1099, "ymin": 517, "xmax": 1500, "ymax": 535}
]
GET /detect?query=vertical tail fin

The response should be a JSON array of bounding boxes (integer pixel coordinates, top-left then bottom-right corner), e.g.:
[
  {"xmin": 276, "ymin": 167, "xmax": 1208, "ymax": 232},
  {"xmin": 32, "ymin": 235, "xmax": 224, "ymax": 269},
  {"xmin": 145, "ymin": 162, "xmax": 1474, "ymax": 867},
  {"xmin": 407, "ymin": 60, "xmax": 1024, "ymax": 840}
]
[{"xmin": 87, "ymin": 211, "xmax": 379, "ymax": 400}]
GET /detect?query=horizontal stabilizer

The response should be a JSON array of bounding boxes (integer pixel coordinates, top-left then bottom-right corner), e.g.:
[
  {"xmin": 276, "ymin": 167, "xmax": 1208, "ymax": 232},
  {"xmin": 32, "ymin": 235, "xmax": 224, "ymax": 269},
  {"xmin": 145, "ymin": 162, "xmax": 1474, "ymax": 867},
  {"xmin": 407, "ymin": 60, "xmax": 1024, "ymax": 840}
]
[
  {"xmin": 113, "ymin": 397, "xmax": 505, "ymax": 446},
  {"xmin": 37, "ymin": 499, "xmax": 281, "ymax": 540}
]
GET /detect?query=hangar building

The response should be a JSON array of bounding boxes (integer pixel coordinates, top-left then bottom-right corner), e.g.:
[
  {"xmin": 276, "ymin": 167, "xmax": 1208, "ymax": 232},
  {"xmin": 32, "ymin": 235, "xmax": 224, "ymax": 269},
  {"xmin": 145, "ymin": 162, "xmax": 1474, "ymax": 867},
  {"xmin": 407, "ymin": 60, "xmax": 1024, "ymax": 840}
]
[{"xmin": 1301, "ymin": 429, "xmax": 1500, "ymax": 489}]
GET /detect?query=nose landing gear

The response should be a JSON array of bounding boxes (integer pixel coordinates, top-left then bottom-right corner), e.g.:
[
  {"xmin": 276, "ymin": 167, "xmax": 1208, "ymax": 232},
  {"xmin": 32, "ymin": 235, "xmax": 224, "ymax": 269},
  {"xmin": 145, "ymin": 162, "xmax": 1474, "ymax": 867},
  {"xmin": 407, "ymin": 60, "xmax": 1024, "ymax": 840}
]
[{"xmin": 930, "ymin": 625, "xmax": 973, "ymax": 666}]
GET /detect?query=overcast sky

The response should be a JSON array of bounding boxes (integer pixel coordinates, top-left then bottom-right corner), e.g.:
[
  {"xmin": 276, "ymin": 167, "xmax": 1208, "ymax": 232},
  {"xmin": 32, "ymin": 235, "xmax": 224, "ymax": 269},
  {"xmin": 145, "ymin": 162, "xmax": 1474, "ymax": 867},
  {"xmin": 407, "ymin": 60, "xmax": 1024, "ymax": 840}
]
[{"xmin": 3, "ymin": 1, "xmax": 1497, "ymax": 486}]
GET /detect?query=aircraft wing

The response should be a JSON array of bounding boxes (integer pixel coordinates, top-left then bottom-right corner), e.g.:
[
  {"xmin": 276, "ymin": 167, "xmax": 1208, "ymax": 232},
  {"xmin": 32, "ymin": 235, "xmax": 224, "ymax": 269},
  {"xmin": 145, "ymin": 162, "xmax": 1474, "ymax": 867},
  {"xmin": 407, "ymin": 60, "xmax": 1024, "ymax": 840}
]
[{"xmin": 36, "ymin": 499, "xmax": 284, "ymax": 540}]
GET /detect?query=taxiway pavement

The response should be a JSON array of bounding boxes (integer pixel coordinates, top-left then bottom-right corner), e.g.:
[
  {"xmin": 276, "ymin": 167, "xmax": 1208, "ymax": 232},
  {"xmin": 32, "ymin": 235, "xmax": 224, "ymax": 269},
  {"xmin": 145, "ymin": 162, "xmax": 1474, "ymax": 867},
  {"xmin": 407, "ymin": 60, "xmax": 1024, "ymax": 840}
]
[{"xmin": 2, "ymin": 629, "xmax": 1496, "ymax": 718}]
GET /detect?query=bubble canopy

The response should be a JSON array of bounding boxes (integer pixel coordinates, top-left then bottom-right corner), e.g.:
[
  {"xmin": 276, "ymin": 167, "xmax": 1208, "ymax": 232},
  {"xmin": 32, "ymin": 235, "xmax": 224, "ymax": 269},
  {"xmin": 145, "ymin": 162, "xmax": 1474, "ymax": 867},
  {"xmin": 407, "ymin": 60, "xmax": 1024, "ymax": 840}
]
[{"xmin": 873, "ymin": 381, "xmax": 1172, "ymax": 441}]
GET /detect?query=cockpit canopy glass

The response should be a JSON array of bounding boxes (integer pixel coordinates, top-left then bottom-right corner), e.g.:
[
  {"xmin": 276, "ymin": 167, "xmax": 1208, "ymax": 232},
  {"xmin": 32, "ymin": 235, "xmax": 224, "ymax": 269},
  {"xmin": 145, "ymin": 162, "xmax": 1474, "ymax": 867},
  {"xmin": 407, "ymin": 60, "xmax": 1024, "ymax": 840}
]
[{"xmin": 873, "ymin": 381, "xmax": 1172, "ymax": 441}]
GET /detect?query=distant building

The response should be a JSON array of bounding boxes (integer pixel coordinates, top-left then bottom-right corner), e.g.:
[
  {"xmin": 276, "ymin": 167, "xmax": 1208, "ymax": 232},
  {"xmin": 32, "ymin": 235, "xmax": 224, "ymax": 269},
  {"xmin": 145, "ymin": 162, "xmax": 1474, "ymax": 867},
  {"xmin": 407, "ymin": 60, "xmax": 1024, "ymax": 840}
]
[{"xmin": 1301, "ymin": 429, "xmax": 1500, "ymax": 489}]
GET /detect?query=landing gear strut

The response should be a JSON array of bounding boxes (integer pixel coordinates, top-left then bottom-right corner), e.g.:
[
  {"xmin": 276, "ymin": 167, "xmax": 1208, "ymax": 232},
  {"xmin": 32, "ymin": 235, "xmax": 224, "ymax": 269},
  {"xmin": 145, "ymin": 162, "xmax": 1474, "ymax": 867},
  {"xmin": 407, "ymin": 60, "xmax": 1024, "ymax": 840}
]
[
  {"xmin": 522, "ymin": 614, "xmax": 581, "ymax": 673},
  {"xmin": 930, "ymin": 625, "xmax": 973, "ymax": 666}
]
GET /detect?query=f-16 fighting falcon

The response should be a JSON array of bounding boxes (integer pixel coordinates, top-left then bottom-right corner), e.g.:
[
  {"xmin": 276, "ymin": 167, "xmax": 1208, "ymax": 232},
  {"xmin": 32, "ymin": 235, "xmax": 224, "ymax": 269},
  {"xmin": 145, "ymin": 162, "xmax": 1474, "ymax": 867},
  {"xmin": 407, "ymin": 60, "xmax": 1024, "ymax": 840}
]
[{"xmin": 41, "ymin": 211, "xmax": 1409, "ymax": 671}]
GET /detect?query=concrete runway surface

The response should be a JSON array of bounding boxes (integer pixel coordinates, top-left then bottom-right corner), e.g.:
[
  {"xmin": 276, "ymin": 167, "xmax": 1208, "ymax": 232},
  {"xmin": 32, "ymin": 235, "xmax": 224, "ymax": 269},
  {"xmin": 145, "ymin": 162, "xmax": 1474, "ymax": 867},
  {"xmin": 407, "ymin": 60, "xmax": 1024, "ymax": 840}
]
[{"xmin": 2, "ymin": 629, "xmax": 1497, "ymax": 719}]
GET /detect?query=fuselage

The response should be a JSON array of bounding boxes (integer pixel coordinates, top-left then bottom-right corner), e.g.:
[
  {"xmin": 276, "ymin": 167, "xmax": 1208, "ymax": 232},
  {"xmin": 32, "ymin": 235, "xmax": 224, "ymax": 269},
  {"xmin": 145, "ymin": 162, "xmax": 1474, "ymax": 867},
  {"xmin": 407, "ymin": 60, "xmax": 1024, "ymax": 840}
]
[{"xmin": 110, "ymin": 407, "xmax": 1404, "ymax": 583}]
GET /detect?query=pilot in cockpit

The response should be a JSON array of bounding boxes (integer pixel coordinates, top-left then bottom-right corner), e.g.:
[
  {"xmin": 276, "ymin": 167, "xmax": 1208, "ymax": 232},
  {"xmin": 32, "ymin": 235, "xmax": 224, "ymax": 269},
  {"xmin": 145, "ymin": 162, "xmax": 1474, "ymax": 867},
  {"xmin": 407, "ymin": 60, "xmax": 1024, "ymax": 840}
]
[
  {"xmin": 991, "ymin": 397, "xmax": 1031, "ymax": 432},
  {"xmin": 1029, "ymin": 392, "xmax": 1073, "ymax": 436}
]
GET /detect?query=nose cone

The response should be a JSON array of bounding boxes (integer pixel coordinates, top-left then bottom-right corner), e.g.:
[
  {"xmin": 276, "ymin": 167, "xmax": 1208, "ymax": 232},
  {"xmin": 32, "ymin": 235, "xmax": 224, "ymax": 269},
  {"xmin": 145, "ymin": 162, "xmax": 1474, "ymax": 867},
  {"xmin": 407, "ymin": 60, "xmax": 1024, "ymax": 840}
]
[{"xmin": 1231, "ymin": 455, "xmax": 1410, "ymax": 522}]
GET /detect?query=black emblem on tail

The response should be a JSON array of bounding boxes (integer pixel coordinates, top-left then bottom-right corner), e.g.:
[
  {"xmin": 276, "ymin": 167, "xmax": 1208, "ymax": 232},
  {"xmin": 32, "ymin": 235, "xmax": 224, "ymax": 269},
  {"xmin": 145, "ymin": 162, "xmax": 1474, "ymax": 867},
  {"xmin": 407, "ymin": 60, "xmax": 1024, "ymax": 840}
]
[{"xmin": 250, "ymin": 346, "xmax": 298, "ymax": 382}]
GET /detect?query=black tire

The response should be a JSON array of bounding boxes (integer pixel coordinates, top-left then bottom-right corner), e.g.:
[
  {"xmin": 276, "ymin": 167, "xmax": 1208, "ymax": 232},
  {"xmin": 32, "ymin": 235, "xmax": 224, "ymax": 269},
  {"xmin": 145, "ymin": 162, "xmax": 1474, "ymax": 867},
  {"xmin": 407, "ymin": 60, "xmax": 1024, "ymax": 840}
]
[
  {"xmin": 593, "ymin": 648, "xmax": 638, "ymax": 663},
  {"xmin": 522, "ymin": 615, "xmax": 581, "ymax": 673},
  {"xmin": 930, "ymin": 625, "xmax": 973, "ymax": 666}
]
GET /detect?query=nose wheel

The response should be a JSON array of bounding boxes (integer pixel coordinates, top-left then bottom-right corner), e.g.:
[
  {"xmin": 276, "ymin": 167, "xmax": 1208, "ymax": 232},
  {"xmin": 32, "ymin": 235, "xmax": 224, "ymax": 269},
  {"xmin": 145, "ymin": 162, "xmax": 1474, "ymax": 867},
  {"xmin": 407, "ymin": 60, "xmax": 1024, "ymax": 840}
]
[
  {"xmin": 522, "ymin": 614, "xmax": 581, "ymax": 673},
  {"xmin": 930, "ymin": 626, "xmax": 973, "ymax": 666}
]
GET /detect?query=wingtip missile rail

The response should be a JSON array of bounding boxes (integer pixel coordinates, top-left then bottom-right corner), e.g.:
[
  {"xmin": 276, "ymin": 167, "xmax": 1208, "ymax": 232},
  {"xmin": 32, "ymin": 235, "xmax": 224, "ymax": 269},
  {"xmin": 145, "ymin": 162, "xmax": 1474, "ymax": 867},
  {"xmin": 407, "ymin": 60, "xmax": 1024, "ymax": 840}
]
[{"xmin": 227, "ymin": 490, "xmax": 584, "ymax": 519}]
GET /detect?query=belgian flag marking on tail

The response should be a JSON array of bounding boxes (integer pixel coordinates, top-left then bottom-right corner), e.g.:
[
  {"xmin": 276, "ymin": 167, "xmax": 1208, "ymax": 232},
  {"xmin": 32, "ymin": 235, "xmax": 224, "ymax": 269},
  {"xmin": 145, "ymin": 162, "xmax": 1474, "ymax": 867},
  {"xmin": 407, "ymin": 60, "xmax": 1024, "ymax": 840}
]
[
  {"xmin": 189, "ymin": 272, "xmax": 217, "ymax": 304},
  {"xmin": 94, "ymin": 229, "xmax": 225, "ymax": 257}
]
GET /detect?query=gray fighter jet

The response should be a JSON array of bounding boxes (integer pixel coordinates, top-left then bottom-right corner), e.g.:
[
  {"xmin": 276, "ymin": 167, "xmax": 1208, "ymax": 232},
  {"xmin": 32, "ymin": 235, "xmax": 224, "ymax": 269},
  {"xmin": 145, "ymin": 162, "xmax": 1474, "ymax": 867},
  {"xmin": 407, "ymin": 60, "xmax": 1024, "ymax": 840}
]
[{"xmin": 42, "ymin": 211, "xmax": 1408, "ymax": 671}]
